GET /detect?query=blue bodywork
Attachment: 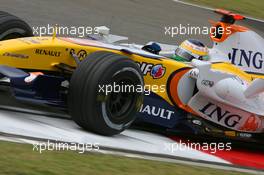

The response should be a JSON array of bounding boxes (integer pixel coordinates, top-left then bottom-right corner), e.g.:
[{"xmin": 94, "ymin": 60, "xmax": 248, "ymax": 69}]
[
  {"xmin": 0, "ymin": 66, "xmax": 67, "ymax": 108},
  {"xmin": 1, "ymin": 65, "xmax": 261, "ymax": 141},
  {"xmin": 0, "ymin": 65, "xmax": 196, "ymax": 132},
  {"xmin": 136, "ymin": 92, "xmax": 186, "ymax": 128}
]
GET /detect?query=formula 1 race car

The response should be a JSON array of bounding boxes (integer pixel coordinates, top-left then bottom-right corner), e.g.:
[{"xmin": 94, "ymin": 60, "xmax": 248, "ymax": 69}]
[{"xmin": 0, "ymin": 11, "xmax": 263, "ymax": 142}]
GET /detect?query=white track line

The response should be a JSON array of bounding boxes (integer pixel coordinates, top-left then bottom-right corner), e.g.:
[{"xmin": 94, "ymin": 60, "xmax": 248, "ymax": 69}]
[
  {"xmin": 0, "ymin": 109, "xmax": 228, "ymax": 163},
  {"xmin": 173, "ymin": 0, "xmax": 264, "ymax": 23},
  {"xmin": 0, "ymin": 105, "xmax": 69, "ymax": 119}
]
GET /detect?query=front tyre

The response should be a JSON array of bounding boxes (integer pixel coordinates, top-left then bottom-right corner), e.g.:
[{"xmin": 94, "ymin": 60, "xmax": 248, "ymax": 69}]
[
  {"xmin": 68, "ymin": 51, "xmax": 144, "ymax": 136},
  {"xmin": 0, "ymin": 11, "xmax": 33, "ymax": 40}
]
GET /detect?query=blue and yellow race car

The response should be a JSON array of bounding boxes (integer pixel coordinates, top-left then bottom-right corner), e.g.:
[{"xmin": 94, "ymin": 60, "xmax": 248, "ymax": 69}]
[{"xmin": 0, "ymin": 11, "xmax": 263, "ymax": 142}]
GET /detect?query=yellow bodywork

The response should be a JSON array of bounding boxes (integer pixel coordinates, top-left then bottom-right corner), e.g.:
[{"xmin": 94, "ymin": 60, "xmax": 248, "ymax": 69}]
[{"xmin": 0, "ymin": 36, "xmax": 262, "ymax": 106}]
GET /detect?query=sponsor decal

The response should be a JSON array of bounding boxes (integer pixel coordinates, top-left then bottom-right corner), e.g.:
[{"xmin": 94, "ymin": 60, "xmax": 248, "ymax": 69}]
[
  {"xmin": 201, "ymin": 80, "xmax": 214, "ymax": 87},
  {"xmin": 199, "ymin": 102, "xmax": 242, "ymax": 128},
  {"xmin": 137, "ymin": 62, "xmax": 166, "ymax": 79},
  {"xmin": 224, "ymin": 131, "xmax": 236, "ymax": 137},
  {"xmin": 228, "ymin": 48, "xmax": 263, "ymax": 70},
  {"xmin": 35, "ymin": 49, "xmax": 61, "ymax": 57},
  {"xmin": 237, "ymin": 132, "xmax": 252, "ymax": 138},
  {"xmin": 151, "ymin": 65, "xmax": 165, "ymax": 79},
  {"xmin": 189, "ymin": 69, "xmax": 199, "ymax": 79},
  {"xmin": 139, "ymin": 104, "xmax": 174, "ymax": 120},
  {"xmin": 2, "ymin": 52, "xmax": 29, "ymax": 59},
  {"xmin": 68, "ymin": 49, "xmax": 88, "ymax": 60},
  {"xmin": 239, "ymin": 114, "xmax": 261, "ymax": 132}
]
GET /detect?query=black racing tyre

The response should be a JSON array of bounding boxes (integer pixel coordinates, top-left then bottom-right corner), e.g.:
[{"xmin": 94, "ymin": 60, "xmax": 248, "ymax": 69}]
[
  {"xmin": 68, "ymin": 51, "xmax": 144, "ymax": 136},
  {"xmin": 0, "ymin": 11, "xmax": 33, "ymax": 40}
]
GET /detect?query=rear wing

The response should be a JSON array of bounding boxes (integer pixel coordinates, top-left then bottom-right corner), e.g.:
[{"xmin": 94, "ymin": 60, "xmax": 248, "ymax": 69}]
[
  {"xmin": 215, "ymin": 9, "xmax": 246, "ymax": 24},
  {"xmin": 209, "ymin": 9, "xmax": 248, "ymax": 42}
]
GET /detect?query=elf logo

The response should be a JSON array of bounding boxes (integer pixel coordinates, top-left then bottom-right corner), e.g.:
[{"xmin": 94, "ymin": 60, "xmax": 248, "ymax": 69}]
[
  {"xmin": 139, "ymin": 104, "xmax": 174, "ymax": 120},
  {"xmin": 137, "ymin": 62, "xmax": 166, "ymax": 79},
  {"xmin": 199, "ymin": 102, "xmax": 242, "ymax": 128},
  {"xmin": 228, "ymin": 48, "xmax": 263, "ymax": 70}
]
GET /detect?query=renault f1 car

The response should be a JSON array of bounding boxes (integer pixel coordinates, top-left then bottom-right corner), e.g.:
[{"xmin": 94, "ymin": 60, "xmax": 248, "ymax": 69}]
[{"xmin": 0, "ymin": 11, "xmax": 263, "ymax": 141}]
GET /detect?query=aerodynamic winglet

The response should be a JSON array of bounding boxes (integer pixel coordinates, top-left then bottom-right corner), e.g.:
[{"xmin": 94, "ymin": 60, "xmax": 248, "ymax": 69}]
[{"xmin": 0, "ymin": 65, "xmax": 29, "ymax": 78}]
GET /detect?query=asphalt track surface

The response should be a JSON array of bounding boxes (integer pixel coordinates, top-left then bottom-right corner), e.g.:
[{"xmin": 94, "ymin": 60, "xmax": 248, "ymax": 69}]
[
  {"xmin": 0, "ymin": 0, "xmax": 264, "ymax": 173},
  {"xmin": 1, "ymin": 0, "xmax": 263, "ymax": 46}
]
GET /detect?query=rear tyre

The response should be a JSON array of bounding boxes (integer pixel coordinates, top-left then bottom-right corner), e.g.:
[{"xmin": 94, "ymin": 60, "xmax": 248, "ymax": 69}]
[
  {"xmin": 0, "ymin": 11, "xmax": 33, "ymax": 40},
  {"xmin": 69, "ymin": 51, "xmax": 144, "ymax": 136}
]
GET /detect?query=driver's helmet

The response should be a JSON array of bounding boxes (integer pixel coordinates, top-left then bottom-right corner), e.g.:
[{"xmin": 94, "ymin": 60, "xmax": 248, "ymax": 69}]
[{"xmin": 172, "ymin": 39, "xmax": 209, "ymax": 62}]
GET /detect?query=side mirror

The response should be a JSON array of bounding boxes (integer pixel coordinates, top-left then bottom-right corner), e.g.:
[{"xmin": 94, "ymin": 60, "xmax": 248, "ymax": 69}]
[{"xmin": 96, "ymin": 26, "xmax": 110, "ymax": 36}]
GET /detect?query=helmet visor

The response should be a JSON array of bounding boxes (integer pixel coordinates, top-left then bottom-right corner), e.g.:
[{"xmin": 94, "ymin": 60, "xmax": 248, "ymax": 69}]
[{"xmin": 175, "ymin": 47, "xmax": 199, "ymax": 61}]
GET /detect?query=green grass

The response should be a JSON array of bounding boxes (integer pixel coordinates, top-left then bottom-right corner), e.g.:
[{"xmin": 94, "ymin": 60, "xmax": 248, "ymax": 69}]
[
  {"xmin": 185, "ymin": 0, "xmax": 264, "ymax": 20},
  {"xmin": 0, "ymin": 141, "xmax": 252, "ymax": 175}
]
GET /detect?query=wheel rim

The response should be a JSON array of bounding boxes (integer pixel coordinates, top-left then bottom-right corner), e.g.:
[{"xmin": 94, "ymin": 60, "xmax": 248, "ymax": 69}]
[
  {"xmin": 102, "ymin": 68, "xmax": 143, "ymax": 125},
  {"xmin": 106, "ymin": 78, "xmax": 135, "ymax": 121}
]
